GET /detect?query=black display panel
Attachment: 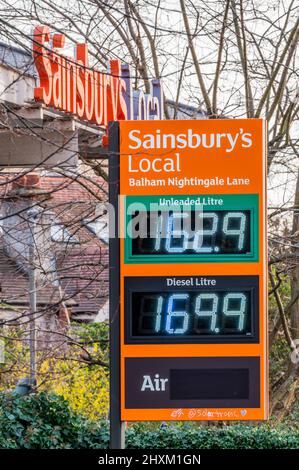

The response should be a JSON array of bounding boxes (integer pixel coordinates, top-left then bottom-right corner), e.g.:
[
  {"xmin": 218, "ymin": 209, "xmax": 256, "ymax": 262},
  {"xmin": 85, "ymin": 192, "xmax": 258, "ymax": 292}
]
[
  {"xmin": 125, "ymin": 276, "xmax": 259, "ymax": 344},
  {"xmin": 131, "ymin": 209, "xmax": 251, "ymax": 255},
  {"xmin": 170, "ymin": 368, "xmax": 249, "ymax": 400}
]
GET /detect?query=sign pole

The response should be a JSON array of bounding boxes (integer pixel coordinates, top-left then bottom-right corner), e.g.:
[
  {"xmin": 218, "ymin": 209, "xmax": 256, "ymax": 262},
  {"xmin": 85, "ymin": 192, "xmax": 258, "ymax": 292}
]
[{"xmin": 109, "ymin": 122, "xmax": 125, "ymax": 449}]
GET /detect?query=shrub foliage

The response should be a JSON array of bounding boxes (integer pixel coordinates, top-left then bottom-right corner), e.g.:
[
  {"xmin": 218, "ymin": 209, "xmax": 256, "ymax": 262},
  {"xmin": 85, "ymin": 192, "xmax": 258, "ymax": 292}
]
[{"xmin": 0, "ymin": 392, "xmax": 298, "ymax": 449}]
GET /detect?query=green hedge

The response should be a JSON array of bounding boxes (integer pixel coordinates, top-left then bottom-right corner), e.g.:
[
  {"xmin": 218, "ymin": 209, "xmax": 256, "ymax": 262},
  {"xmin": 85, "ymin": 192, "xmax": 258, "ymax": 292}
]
[
  {"xmin": 0, "ymin": 392, "xmax": 109, "ymax": 449},
  {"xmin": 0, "ymin": 392, "xmax": 298, "ymax": 449},
  {"xmin": 126, "ymin": 425, "xmax": 299, "ymax": 449}
]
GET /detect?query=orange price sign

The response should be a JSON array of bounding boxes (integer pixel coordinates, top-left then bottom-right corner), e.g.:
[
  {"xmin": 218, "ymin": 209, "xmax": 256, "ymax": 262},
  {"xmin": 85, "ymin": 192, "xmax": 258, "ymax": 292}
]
[{"xmin": 109, "ymin": 118, "xmax": 268, "ymax": 424}]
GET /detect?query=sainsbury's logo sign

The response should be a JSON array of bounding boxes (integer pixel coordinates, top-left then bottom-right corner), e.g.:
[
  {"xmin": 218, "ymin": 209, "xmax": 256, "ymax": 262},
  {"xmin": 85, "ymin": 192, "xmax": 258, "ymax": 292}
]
[{"xmin": 32, "ymin": 25, "xmax": 163, "ymax": 127}]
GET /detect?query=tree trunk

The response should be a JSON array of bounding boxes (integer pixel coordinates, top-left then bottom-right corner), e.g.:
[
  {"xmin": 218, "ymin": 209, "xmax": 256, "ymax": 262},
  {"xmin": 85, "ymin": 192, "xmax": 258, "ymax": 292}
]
[{"xmin": 290, "ymin": 169, "xmax": 299, "ymax": 338}]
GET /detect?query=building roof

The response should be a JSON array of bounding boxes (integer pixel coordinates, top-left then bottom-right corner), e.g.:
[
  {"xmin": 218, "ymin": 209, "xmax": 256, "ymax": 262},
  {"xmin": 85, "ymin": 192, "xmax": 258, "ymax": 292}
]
[
  {"xmin": 0, "ymin": 169, "xmax": 109, "ymax": 322},
  {"xmin": 0, "ymin": 41, "xmax": 37, "ymax": 77}
]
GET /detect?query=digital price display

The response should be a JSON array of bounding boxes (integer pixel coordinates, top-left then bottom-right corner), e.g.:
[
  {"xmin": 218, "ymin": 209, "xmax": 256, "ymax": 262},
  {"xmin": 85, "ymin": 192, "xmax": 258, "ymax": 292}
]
[
  {"xmin": 131, "ymin": 209, "xmax": 251, "ymax": 255},
  {"xmin": 125, "ymin": 275, "xmax": 259, "ymax": 344},
  {"xmin": 132, "ymin": 290, "xmax": 251, "ymax": 336},
  {"xmin": 109, "ymin": 118, "xmax": 268, "ymax": 424}
]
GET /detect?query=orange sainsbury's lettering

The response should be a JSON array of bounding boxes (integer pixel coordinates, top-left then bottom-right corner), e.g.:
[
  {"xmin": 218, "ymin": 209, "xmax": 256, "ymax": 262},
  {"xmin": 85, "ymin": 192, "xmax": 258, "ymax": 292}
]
[{"xmin": 32, "ymin": 25, "xmax": 163, "ymax": 127}]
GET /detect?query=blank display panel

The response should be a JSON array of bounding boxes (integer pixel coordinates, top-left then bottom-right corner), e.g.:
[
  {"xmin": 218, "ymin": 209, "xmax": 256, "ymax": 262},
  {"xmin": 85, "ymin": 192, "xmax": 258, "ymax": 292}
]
[{"xmin": 170, "ymin": 368, "xmax": 249, "ymax": 400}]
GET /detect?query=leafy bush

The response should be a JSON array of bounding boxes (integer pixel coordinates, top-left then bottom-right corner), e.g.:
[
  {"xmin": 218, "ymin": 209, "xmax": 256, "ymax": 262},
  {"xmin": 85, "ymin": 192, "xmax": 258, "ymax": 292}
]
[
  {"xmin": 126, "ymin": 424, "xmax": 299, "ymax": 449},
  {"xmin": 45, "ymin": 323, "xmax": 109, "ymax": 421},
  {"xmin": 0, "ymin": 392, "xmax": 109, "ymax": 449},
  {"xmin": 0, "ymin": 323, "xmax": 110, "ymax": 422},
  {"xmin": 44, "ymin": 359, "xmax": 109, "ymax": 421},
  {"xmin": 0, "ymin": 392, "xmax": 299, "ymax": 449}
]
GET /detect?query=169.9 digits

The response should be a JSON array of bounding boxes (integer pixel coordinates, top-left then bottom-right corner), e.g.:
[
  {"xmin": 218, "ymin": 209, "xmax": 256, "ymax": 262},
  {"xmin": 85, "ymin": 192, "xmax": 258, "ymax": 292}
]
[{"xmin": 132, "ymin": 290, "xmax": 251, "ymax": 337}]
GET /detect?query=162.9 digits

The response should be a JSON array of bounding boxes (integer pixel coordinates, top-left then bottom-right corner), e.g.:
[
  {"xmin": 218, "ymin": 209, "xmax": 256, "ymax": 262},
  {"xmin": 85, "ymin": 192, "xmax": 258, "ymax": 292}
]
[{"xmin": 131, "ymin": 209, "xmax": 251, "ymax": 255}]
